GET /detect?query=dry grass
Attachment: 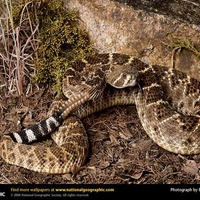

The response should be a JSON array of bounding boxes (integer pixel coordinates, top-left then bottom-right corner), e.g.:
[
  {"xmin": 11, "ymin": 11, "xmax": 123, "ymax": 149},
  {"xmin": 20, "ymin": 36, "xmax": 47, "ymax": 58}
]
[{"xmin": 0, "ymin": 0, "xmax": 40, "ymax": 96}]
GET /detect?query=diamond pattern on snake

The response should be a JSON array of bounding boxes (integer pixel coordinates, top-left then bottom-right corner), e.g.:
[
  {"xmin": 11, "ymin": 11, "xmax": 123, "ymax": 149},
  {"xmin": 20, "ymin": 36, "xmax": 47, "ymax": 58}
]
[{"xmin": 0, "ymin": 53, "xmax": 200, "ymax": 174}]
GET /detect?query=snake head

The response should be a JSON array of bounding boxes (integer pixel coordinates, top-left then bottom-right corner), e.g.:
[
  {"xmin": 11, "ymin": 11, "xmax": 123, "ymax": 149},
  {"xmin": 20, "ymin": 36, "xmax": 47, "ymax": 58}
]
[{"xmin": 107, "ymin": 64, "xmax": 139, "ymax": 89}]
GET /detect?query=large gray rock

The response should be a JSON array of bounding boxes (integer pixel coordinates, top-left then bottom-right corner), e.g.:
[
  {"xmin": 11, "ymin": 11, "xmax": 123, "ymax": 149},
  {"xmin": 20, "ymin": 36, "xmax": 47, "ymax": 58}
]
[{"xmin": 67, "ymin": 0, "xmax": 200, "ymax": 80}]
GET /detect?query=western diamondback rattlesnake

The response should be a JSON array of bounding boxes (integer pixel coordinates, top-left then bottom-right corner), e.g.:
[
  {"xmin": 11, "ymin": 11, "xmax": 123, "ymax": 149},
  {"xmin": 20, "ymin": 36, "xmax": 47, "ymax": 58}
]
[{"xmin": 0, "ymin": 53, "xmax": 200, "ymax": 174}]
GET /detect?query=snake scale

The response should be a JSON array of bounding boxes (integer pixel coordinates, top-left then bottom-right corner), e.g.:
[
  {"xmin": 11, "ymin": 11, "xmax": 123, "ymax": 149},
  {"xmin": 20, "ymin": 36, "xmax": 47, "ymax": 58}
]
[{"xmin": 0, "ymin": 53, "xmax": 200, "ymax": 174}]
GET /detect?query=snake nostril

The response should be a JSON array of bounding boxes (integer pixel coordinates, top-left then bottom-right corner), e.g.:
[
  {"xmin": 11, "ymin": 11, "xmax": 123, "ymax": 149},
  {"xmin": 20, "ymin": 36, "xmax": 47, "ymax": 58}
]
[{"xmin": 122, "ymin": 73, "xmax": 127, "ymax": 77}]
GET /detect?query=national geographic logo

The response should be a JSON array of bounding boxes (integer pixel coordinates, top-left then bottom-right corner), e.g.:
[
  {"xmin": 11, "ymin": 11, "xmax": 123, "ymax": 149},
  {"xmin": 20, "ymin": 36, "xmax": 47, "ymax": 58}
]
[{"xmin": 0, "ymin": 192, "xmax": 5, "ymax": 197}]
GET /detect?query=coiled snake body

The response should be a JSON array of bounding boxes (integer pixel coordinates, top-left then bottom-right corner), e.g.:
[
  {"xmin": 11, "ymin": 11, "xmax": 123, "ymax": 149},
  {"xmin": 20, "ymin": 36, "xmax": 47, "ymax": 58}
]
[{"xmin": 0, "ymin": 53, "xmax": 200, "ymax": 174}]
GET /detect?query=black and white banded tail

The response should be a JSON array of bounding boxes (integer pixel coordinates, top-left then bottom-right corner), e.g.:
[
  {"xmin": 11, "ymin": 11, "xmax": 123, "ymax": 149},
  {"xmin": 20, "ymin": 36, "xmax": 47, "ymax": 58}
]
[{"xmin": 7, "ymin": 111, "xmax": 64, "ymax": 144}]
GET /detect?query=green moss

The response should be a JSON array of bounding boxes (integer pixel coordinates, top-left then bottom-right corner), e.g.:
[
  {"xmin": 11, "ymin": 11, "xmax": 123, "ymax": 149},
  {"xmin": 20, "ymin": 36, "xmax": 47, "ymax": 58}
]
[
  {"xmin": 165, "ymin": 36, "xmax": 200, "ymax": 58},
  {"xmin": 12, "ymin": 0, "xmax": 94, "ymax": 96}
]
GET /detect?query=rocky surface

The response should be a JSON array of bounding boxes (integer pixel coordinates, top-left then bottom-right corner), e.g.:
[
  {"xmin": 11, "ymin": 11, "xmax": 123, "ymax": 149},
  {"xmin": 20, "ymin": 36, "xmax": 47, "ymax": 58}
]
[{"xmin": 67, "ymin": 0, "xmax": 200, "ymax": 80}]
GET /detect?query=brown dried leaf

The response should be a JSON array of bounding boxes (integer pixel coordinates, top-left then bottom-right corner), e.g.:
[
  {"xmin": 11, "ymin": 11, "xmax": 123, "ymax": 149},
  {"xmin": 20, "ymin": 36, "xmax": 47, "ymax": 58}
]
[
  {"xmin": 130, "ymin": 139, "xmax": 152, "ymax": 151},
  {"xmin": 182, "ymin": 160, "xmax": 198, "ymax": 175},
  {"xmin": 62, "ymin": 173, "xmax": 73, "ymax": 181},
  {"xmin": 119, "ymin": 128, "xmax": 133, "ymax": 140},
  {"xmin": 99, "ymin": 161, "xmax": 110, "ymax": 169},
  {"xmin": 108, "ymin": 134, "xmax": 120, "ymax": 146},
  {"xmin": 120, "ymin": 171, "xmax": 143, "ymax": 180},
  {"xmin": 129, "ymin": 172, "xmax": 143, "ymax": 180}
]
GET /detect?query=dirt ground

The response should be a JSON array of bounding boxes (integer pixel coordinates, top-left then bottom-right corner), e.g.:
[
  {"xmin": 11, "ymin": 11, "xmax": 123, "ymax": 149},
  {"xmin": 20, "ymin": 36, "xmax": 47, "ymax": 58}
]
[{"xmin": 1, "ymin": 84, "xmax": 200, "ymax": 185}]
